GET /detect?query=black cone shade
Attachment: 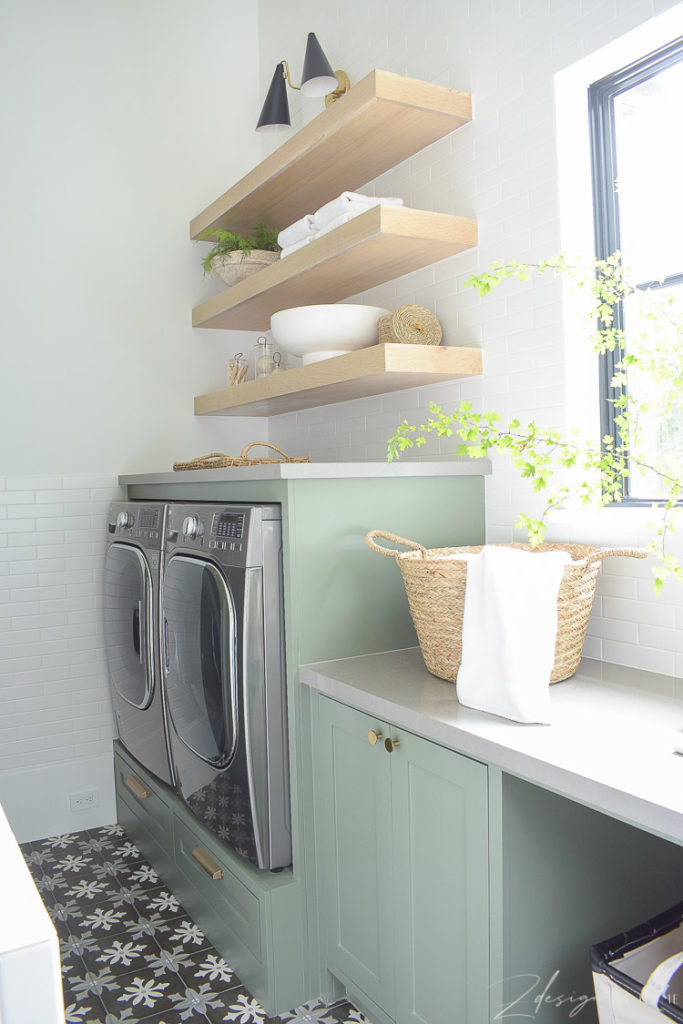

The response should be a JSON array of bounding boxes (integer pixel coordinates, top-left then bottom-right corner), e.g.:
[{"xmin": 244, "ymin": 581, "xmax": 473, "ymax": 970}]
[
  {"xmin": 300, "ymin": 32, "xmax": 338, "ymax": 97},
  {"xmin": 256, "ymin": 62, "xmax": 291, "ymax": 132}
]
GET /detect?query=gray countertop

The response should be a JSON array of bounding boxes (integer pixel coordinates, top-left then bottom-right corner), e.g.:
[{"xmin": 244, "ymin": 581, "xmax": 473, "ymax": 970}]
[
  {"xmin": 119, "ymin": 459, "xmax": 491, "ymax": 486},
  {"xmin": 300, "ymin": 648, "xmax": 683, "ymax": 845}
]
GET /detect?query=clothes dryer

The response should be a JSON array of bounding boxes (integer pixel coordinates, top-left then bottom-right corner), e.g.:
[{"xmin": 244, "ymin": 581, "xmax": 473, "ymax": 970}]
[
  {"xmin": 161, "ymin": 502, "xmax": 290, "ymax": 871},
  {"xmin": 104, "ymin": 502, "xmax": 174, "ymax": 786}
]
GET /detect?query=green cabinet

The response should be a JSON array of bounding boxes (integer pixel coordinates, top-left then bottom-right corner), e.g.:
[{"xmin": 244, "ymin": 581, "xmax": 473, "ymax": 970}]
[
  {"xmin": 114, "ymin": 741, "xmax": 305, "ymax": 1016},
  {"xmin": 313, "ymin": 695, "xmax": 490, "ymax": 1024}
]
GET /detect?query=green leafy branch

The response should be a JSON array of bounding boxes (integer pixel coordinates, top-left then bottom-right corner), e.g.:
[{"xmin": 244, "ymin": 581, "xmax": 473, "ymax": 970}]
[{"xmin": 387, "ymin": 254, "xmax": 683, "ymax": 592}]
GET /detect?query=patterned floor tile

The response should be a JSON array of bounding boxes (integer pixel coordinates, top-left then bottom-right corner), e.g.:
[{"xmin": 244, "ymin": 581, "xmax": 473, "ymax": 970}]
[
  {"xmin": 153, "ymin": 916, "xmax": 212, "ymax": 952},
  {"xmin": 81, "ymin": 932, "xmax": 166, "ymax": 979},
  {"xmin": 202, "ymin": 985, "xmax": 278, "ymax": 1024},
  {"xmin": 135, "ymin": 888, "xmax": 186, "ymax": 923},
  {"xmin": 324, "ymin": 1004, "xmax": 366, "ymax": 1024},
  {"xmin": 63, "ymin": 874, "xmax": 122, "ymax": 905},
  {"xmin": 22, "ymin": 823, "xmax": 364, "ymax": 1024},
  {"xmin": 174, "ymin": 949, "xmax": 239, "ymax": 994},
  {"xmin": 69, "ymin": 900, "xmax": 143, "ymax": 941},
  {"xmin": 99, "ymin": 970, "xmax": 197, "ymax": 1021},
  {"xmin": 62, "ymin": 993, "xmax": 108, "ymax": 1022}
]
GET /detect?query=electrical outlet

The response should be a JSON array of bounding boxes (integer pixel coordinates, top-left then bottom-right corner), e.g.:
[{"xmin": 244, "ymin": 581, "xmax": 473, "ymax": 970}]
[{"xmin": 69, "ymin": 789, "xmax": 100, "ymax": 812}]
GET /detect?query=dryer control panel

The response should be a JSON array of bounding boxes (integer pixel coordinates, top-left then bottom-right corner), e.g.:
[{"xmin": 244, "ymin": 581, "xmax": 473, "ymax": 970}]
[{"xmin": 165, "ymin": 503, "xmax": 281, "ymax": 569}]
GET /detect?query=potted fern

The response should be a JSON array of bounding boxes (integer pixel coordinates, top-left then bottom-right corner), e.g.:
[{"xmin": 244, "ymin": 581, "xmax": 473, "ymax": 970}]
[{"xmin": 199, "ymin": 222, "xmax": 281, "ymax": 286}]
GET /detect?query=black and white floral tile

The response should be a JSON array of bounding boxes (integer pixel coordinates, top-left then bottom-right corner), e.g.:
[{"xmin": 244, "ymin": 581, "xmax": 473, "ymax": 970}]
[{"xmin": 21, "ymin": 825, "xmax": 364, "ymax": 1024}]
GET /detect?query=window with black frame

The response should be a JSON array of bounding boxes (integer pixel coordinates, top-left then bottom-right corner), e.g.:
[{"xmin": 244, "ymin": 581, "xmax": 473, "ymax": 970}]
[{"xmin": 589, "ymin": 37, "xmax": 683, "ymax": 502}]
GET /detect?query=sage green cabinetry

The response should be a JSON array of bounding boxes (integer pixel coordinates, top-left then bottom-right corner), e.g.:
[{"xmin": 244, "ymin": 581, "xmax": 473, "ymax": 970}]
[
  {"xmin": 125, "ymin": 472, "xmax": 487, "ymax": 1010},
  {"xmin": 312, "ymin": 695, "xmax": 490, "ymax": 1024},
  {"xmin": 114, "ymin": 741, "xmax": 305, "ymax": 1015}
]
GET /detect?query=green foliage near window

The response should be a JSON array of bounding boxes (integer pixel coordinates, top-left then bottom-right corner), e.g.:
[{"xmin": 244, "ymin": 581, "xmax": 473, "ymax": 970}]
[
  {"xmin": 387, "ymin": 254, "xmax": 683, "ymax": 592},
  {"xmin": 198, "ymin": 222, "xmax": 281, "ymax": 274}
]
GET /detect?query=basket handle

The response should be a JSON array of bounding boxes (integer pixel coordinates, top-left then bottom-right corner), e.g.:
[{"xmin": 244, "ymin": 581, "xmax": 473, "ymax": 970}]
[
  {"xmin": 176, "ymin": 453, "xmax": 228, "ymax": 469},
  {"xmin": 591, "ymin": 547, "xmax": 648, "ymax": 562},
  {"xmin": 365, "ymin": 530, "xmax": 427, "ymax": 558},
  {"xmin": 239, "ymin": 442, "xmax": 297, "ymax": 460}
]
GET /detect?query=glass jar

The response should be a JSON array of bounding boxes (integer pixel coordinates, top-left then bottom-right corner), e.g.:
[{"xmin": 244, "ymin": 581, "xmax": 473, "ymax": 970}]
[
  {"xmin": 227, "ymin": 353, "xmax": 249, "ymax": 386},
  {"xmin": 253, "ymin": 337, "xmax": 275, "ymax": 378}
]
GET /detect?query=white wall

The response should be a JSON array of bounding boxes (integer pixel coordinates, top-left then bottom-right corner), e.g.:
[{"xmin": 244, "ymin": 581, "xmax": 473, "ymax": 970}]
[
  {"xmin": 259, "ymin": 0, "xmax": 683, "ymax": 678},
  {"xmin": 0, "ymin": 0, "xmax": 263, "ymax": 839}
]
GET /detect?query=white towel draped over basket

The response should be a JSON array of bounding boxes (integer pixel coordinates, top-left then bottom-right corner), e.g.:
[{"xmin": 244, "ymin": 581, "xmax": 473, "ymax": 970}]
[{"xmin": 455, "ymin": 545, "xmax": 571, "ymax": 724}]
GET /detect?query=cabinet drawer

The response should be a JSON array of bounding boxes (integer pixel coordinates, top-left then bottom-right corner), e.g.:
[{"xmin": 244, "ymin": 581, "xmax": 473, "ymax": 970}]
[
  {"xmin": 114, "ymin": 749, "xmax": 172, "ymax": 851},
  {"xmin": 173, "ymin": 815, "xmax": 262, "ymax": 961}
]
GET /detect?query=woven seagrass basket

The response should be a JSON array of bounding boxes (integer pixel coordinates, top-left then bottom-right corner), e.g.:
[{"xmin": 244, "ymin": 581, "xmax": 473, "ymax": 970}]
[
  {"xmin": 173, "ymin": 443, "xmax": 309, "ymax": 471},
  {"xmin": 377, "ymin": 304, "xmax": 442, "ymax": 346},
  {"xmin": 366, "ymin": 531, "xmax": 647, "ymax": 684}
]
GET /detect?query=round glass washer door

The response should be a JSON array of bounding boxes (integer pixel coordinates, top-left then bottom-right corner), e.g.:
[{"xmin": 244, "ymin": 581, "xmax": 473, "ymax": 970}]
[
  {"xmin": 103, "ymin": 543, "xmax": 154, "ymax": 710},
  {"xmin": 162, "ymin": 555, "xmax": 238, "ymax": 769}
]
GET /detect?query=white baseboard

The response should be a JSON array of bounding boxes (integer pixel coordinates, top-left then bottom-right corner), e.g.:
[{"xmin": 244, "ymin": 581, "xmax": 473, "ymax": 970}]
[{"xmin": 0, "ymin": 753, "xmax": 116, "ymax": 844}]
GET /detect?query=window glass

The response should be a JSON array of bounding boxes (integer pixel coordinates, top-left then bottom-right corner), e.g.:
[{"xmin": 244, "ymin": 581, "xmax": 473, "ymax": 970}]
[{"xmin": 590, "ymin": 38, "xmax": 683, "ymax": 502}]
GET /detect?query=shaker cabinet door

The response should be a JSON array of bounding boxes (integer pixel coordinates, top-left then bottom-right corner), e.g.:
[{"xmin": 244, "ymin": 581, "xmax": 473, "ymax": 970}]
[
  {"xmin": 313, "ymin": 694, "xmax": 490, "ymax": 1024},
  {"xmin": 315, "ymin": 697, "xmax": 395, "ymax": 1016},
  {"xmin": 390, "ymin": 731, "xmax": 489, "ymax": 1024}
]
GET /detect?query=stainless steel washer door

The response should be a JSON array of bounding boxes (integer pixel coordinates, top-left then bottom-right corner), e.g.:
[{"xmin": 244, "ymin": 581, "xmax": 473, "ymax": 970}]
[
  {"xmin": 104, "ymin": 543, "xmax": 154, "ymax": 710},
  {"xmin": 162, "ymin": 555, "xmax": 238, "ymax": 769}
]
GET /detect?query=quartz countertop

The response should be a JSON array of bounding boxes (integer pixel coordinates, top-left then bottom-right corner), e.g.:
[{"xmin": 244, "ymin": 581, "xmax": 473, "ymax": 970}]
[
  {"xmin": 119, "ymin": 459, "xmax": 491, "ymax": 486},
  {"xmin": 300, "ymin": 649, "xmax": 683, "ymax": 845}
]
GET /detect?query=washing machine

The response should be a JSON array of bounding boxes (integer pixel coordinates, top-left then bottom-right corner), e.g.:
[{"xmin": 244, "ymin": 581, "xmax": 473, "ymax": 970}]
[
  {"xmin": 104, "ymin": 501, "xmax": 174, "ymax": 787},
  {"xmin": 160, "ymin": 502, "xmax": 291, "ymax": 871}
]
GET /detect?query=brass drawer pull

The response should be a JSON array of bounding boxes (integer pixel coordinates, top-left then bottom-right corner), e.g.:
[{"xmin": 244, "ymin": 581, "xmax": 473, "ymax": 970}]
[
  {"xmin": 384, "ymin": 737, "xmax": 400, "ymax": 753},
  {"xmin": 368, "ymin": 729, "xmax": 383, "ymax": 746},
  {"xmin": 125, "ymin": 775, "xmax": 149, "ymax": 800},
  {"xmin": 191, "ymin": 845, "xmax": 224, "ymax": 880}
]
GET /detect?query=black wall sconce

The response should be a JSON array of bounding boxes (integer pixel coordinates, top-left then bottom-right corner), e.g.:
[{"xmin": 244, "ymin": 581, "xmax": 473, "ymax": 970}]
[{"xmin": 256, "ymin": 32, "xmax": 350, "ymax": 132}]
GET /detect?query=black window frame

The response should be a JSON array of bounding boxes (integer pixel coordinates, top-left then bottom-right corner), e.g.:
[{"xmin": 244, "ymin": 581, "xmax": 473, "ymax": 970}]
[{"xmin": 588, "ymin": 35, "xmax": 683, "ymax": 505}]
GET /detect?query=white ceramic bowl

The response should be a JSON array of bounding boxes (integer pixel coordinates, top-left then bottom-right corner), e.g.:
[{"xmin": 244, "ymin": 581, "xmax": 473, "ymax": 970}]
[{"xmin": 270, "ymin": 304, "xmax": 391, "ymax": 364}]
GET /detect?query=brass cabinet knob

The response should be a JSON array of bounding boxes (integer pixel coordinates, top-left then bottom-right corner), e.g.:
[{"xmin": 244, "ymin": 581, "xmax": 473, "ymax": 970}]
[
  {"xmin": 384, "ymin": 737, "xmax": 400, "ymax": 753},
  {"xmin": 368, "ymin": 729, "xmax": 383, "ymax": 746}
]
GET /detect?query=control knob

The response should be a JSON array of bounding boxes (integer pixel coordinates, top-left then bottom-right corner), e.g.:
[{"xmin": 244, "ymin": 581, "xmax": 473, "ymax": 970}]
[
  {"xmin": 116, "ymin": 511, "xmax": 132, "ymax": 529},
  {"xmin": 182, "ymin": 515, "xmax": 203, "ymax": 539}
]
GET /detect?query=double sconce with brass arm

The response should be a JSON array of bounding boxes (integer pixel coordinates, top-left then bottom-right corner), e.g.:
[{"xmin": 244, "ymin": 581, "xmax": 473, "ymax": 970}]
[{"xmin": 256, "ymin": 32, "xmax": 350, "ymax": 132}]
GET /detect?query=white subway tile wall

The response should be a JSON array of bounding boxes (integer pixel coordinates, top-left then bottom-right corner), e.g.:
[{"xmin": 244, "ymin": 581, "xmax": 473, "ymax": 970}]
[
  {"xmin": 261, "ymin": 0, "xmax": 683, "ymax": 678},
  {"xmin": 0, "ymin": 476, "xmax": 123, "ymax": 773}
]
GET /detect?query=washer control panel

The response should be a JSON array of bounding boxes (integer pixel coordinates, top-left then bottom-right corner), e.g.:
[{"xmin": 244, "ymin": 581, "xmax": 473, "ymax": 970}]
[{"xmin": 109, "ymin": 504, "xmax": 162, "ymax": 542}]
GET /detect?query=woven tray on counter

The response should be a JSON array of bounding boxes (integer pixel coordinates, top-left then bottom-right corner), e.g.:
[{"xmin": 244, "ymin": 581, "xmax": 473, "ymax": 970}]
[{"xmin": 173, "ymin": 443, "xmax": 310, "ymax": 471}]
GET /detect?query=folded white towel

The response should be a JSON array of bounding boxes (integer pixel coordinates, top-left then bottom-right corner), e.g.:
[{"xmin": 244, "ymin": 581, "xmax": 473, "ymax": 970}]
[
  {"xmin": 277, "ymin": 214, "xmax": 316, "ymax": 249},
  {"xmin": 279, "ymin": 236, "xmax": 316, "ymax": 259},
  {"xmin": 315, "ymin": 212, "xmax": 355, "ymax": 238},
  {"xmin": 313, "ymin": 191, "xmax": 404, "ymax": 231},
  {"xmin": 456, "ymin": 546, "xmax": 571, "ymax": 724}
]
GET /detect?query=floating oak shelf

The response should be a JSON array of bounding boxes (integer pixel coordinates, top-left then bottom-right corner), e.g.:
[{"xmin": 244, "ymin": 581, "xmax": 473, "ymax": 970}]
[
  {"xmin": 194, "ymin": 344, "xmax": 482, "ymax": 417},
  {"xmin": 192, "ymin": 206, "xmax": 477, "ymax": 331},
  {"xmin": 190, "ymin": 70, "xmax": 472, "ymax": 240}
]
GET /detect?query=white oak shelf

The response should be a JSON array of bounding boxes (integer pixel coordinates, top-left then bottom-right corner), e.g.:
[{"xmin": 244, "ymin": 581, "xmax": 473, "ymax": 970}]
[
  {"xmin": 192, "ymin": 206, "xmax": 477, "ymax": 331},
  {"xmin": 190, "ymin": 69, "xmax": 472, "ymax": 240},
  {"xmin": 194, "ymin": 344, "xmax": 482, "ymax": 417}
]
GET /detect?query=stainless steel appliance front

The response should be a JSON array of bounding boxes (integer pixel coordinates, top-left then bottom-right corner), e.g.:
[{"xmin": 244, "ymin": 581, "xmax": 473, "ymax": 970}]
[
  {"xmin": 104, "ymin": 502, "xmax": 174, "ymax": 786},
  {"xmin": 161, "ymin": 503, "xmax": 290, "ymax": 871}
]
